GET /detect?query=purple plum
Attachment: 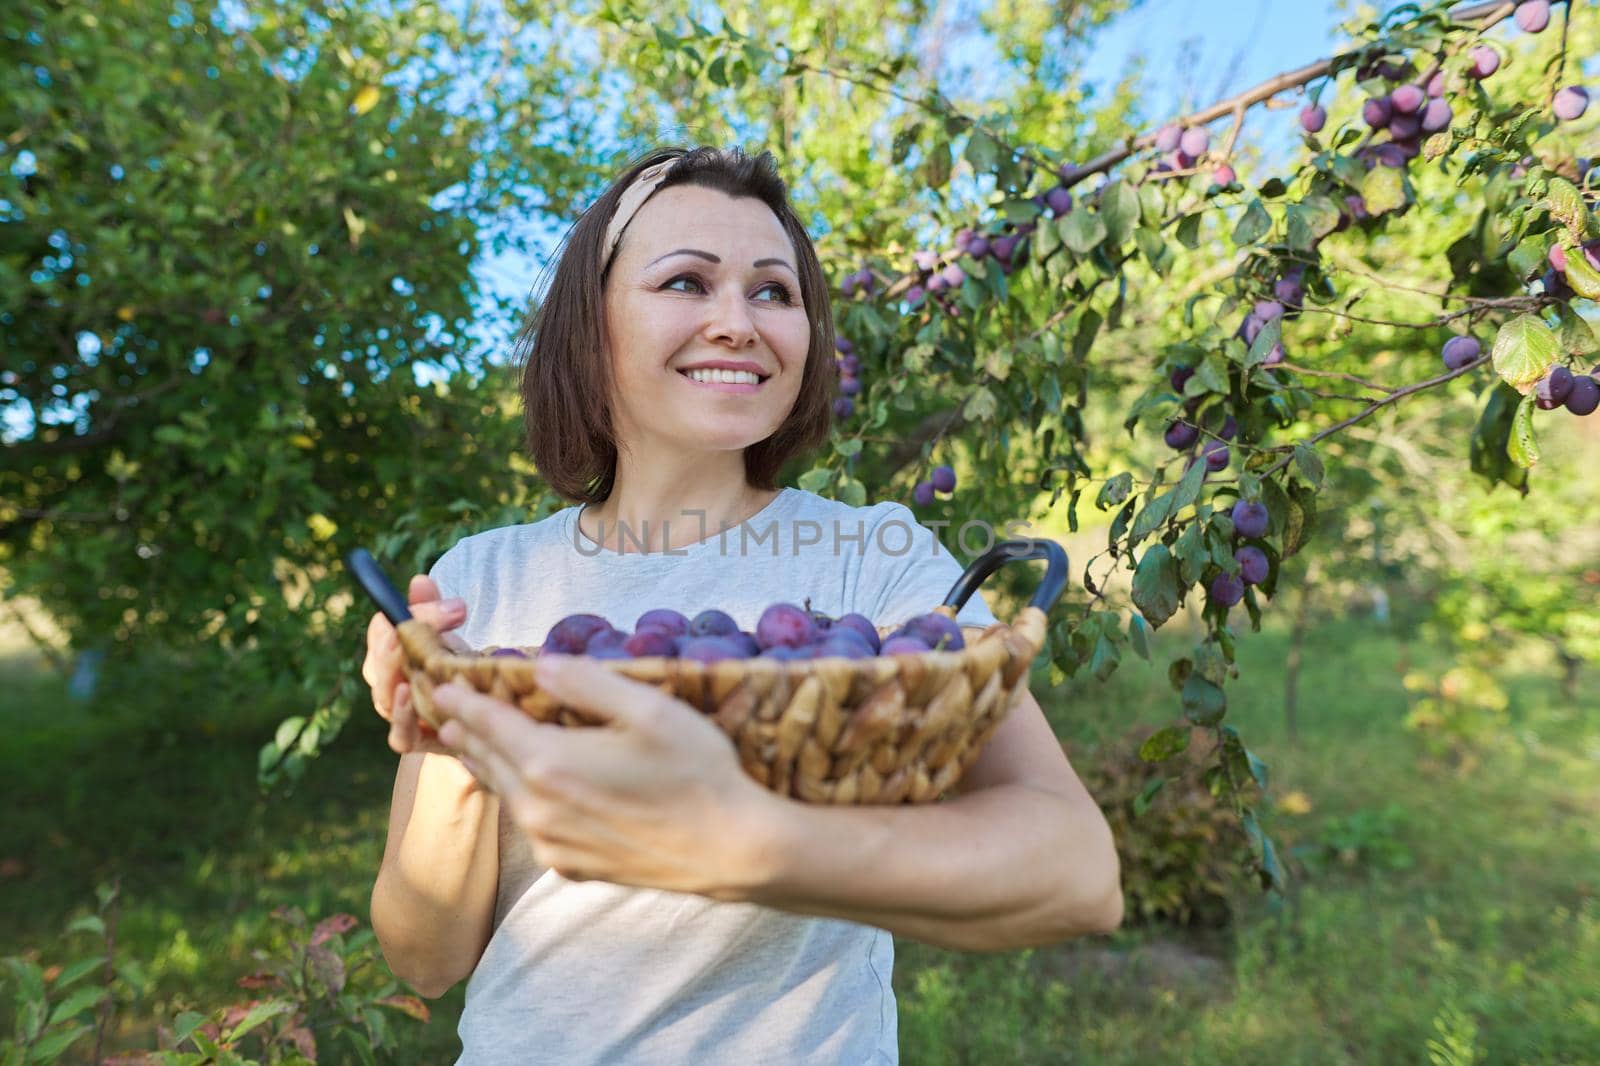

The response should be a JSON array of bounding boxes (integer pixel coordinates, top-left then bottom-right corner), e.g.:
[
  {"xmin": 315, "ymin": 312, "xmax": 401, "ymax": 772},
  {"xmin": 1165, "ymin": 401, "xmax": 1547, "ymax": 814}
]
[
  {"xmin": 679, "ymin": 636, "xmax": 750, "ymax": 663},
  {"xmin": 1045, "ymin": 186, "xmax": 1074, "ymax": 215},
  {"xmin": 1300, "ymin": 105, "xmax": 1327, "ymax": 133},
  {"xmin": 1421, "ymin": 98, "xmax": 1453, "ymax": 133},
  {"xmin": 1389, "ymin": 113, "xmax": 1422, "ymax": 140},
  {"xmin": 1154, "ymin": 124, "xmax": 1182, "ymax": 152},
  {"xmin": 1165, "ymin": 420, "xmax": 1200, "ymax": 449},
  {"xmin": 832, "ymin": 397, "xmax": 855, "ymax": 419},
  {"xmin": 635, "ymin": 608, "xmax": 689, "ymax": 637},
  {"xmin": 1554, "ymin": 86, "xmax": 1589, "ymax": 122},
  {"xmin": 835, "ymin": 337, "xmax": 854, "ymax": 355},
  {"xmin": 1179, "ymin": 126, "xmax": 1210, "ymax": 158},
  {"xmin": 839, "ymin": 375, "xmax": 862, "ymax": 397},
  {"xmin": 1363, "ymin": 96, "xmax": 1393, "ymax": 129},
  {"xmin": 903, "ymin": 612, "xmax": 965, "ymax": 652},
  {"xmin": 1210, "ymin": 572, "xmax": 1245, "ymax": 607},
  {"xmin": 1235, "ymin": 545, "xmax": 1270, "ymax": 586},
  {"xmin": 913, "ymin": 480, "xmax": 936, "ymax": 507},
  {"xmin": 1232, "ymin": 500, "xmax": 1270, "ymax": 539},
  {"xmin": 756, "ymin": 603, "xmax": 818, "ymax": 650},
  {"xmin": 1442, "ymin": 335, "xmax": 1481, "ymax": 370},
  {"xmin": 688, "ymin": 608, "xmax": 739, "ymax": 638},
  {"xmin": 545, "ymin": 613, "xmax": 614, "ymax": 655},
  {"xmin": 1202, "ymin": 440, "xmax": 1230, "ymax": 473},
  {"xmin": 1566, "ymin": 375, "xmax": 1600, "ymax": 416},
  {"xmin": 1469, "ymin": 46, "xmax": 1500, "ymax": 79},
  {"xmin": 880, "ymin": 635, "xmax": 933, "ymax": 656},
  {"xmin": 835, "ymin": 613, "xmax": 882, "ymax": 653},
  {"xmin": 1515, "ymin": 1, "xmax": 1551, "ymax": 34},
  {"xmin": 490, "ymin": 647, "xmax": 530, "ymax": 659},
  {"xmin": 931, "ymin": 465, "xmax": 957, "ymax": 493},
  {"xmin": 623, "ymin": 629, "xmax": 678, "ymax": 657},
  {"xmin": 1391, "ymin": 85, "xmax": 1425, "ymax": 114}
]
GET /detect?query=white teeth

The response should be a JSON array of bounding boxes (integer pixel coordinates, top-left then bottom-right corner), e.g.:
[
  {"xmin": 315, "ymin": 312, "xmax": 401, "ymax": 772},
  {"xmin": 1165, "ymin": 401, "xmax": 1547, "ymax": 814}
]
[{"xmin": 684, "ymin": 368, "xmax": 761, "ymax": 385}]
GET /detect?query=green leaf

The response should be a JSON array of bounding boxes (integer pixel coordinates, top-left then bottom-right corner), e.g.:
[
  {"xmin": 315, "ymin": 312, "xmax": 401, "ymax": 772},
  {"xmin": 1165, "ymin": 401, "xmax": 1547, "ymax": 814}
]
[
  {"xmin": 25, "ymin": 1024, "xmax": 90, "ymax": 1063},
  {"xmin": 797, "ymin": 467, "xmax": 833, "ymax": 493},
  {"xmin": 1134, "ymin": 226, "xmax": 1172, "ymax": 275},
  {"xmin": 1095, "ymin": 473, "xmax": 1133, "ymax": 510},
  {"xmin": 1181, "ymin": 674, "xmax": 1226, "ymax": 726},
  {"xmin": 1175, "ymin": 214, "xmax": 1202, "ymax": 249},
  {"xmin": 1169, "ymin": 452, "xmax": 1208, "ymax": 514},
  {"xmin": 47, "ymin": 985, "xmax": 107, "ymax": 1026},
  {"xmin": 1469, "ymin": 383, "xmax": 1531, "ymax": 494},
  {"xmin": 1540, "ymin": 176, "xmax": 1590, "ymax": 239},
  {"xmin": 1129, "ymin": 491, "xmax": 1175, "ymax": 545},
  {"xmin": 1245, "ymin": 316, "xmax": 1281, "ymax": 370},
  {"xmin": 1491, "ymin": 314, "xmax": 1559, "ymax": 391},
  {"xmin": 963, "ymin": 129, "xmax": 1001, "ymax": 174},
  {"xmin": 1360, "ymin": 165, "xmax": 1407, "ymax": 215},
  {"xmin": 962, "ymin": 386, "xmax": 998, "ymax": 421},
  {"xmin": 922, "ymin": 140, "xmax": 952, "ymax": 189},
  {"xmin": 1138, "ymin": 725, "xmax": 1191, "ymax": 761},
  {"xmin": 1131, "ymin": 544, "xmax": 1182, "ymax": 628},
  {"xmin": 1507, "ymin": 393, "xmax": 1539, "ymax": 469},
  {"xmin": 1507, "ymin": 231, "xmax": 1554, "ymax": 280},
  {"xmin": 1292, "ymin": 442, "xmax": 1324, "ymax": 487},
  {"xmin": 171, "ymin": 1010, "xmax": 209, "ymax": 1045},
  {"xmin": 1172, "ymin": 522, "xmax": 1208, "ymax": 586},
  {"xmin": 1133, "ymin": 777, "xmax": 1165, "ymax": 817},
  {"xmin": 1232, "ymin": 199, "xmax": 1271, "ymax": 245},
  {"xmin": 224, "ymin": 999, "xmax": 295, "ymax": 1043},
  {"xmin": 1100, "ymin": 181, "xmax": 1141, "ymax": 246},
  {"xmin": 1059, "ymin": 210, "xmax": 1107, "ymax": 255},
  {"xmin": 1090, "ymin": 634, "xmax": 1120, "ymax": 682},
  {"xmin": 1557, "ymin": 305, "xmax": 1598, "ymax": 355},
  {"xmin": 1127, "ymin": 613, "xmax": 1151, "ymax": 660}
]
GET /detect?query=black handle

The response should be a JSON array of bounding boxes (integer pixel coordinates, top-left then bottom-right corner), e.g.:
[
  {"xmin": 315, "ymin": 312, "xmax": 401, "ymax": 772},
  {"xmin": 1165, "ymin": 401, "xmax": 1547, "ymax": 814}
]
[
  {"xmin": 943, "ymin": 538, "xmax": 1069, "ymax": 614},
  {"xmin": 346, "ymin": 547, "xmax": 413, "ymax": 626}
]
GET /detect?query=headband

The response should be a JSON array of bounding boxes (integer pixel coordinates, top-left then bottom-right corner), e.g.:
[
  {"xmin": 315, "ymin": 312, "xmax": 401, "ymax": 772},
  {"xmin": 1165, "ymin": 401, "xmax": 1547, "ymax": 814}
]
[{"xmin": 602, "ymin": 158, "xmax": 678, "ymax": 267}]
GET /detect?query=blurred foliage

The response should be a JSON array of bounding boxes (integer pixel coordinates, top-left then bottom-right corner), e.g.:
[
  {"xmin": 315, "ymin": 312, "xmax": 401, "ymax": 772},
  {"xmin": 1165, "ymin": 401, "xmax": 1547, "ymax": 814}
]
[{"xmin": 1071, "ymin": 724, "xmax": 1257, "ymax": 928}]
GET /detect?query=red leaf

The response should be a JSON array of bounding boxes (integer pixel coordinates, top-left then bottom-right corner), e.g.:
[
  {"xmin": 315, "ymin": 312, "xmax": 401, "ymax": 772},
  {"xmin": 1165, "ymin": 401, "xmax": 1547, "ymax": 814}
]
[
  {"xmin": 236, "ymin": 970, "xmax": 280, "ymax": 990},
  {"xmin": 309, "ymin": 912, "xmax": 359, "ymax": 946},
  {"xmin": 375, "ymin": 994, "xmax": 431, "ymax": 1023}
]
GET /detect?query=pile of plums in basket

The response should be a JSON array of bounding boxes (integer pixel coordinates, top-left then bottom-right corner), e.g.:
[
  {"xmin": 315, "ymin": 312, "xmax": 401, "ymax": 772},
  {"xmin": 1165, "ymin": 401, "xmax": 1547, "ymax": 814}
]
[{"xmin": 483, "ymin": 602, "xmax": 968, "ymax": 663}]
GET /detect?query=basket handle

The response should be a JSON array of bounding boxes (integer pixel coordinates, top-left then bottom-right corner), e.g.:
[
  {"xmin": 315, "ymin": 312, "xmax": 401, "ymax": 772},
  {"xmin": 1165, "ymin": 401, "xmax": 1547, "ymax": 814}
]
[
  {"xmin": 346, "ymin": 547, "xmax": 414, "ymax": 626},
  {"xmin": 943, "ymin": 538, "xmax": 1069, "ymax": 614}
]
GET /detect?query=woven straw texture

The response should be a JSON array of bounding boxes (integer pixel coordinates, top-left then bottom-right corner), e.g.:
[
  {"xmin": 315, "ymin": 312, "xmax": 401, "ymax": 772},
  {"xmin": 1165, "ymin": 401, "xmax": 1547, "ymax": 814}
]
[{"xmin": 399, "ymin": 604, "xmax": 1049, "ymax": 805}]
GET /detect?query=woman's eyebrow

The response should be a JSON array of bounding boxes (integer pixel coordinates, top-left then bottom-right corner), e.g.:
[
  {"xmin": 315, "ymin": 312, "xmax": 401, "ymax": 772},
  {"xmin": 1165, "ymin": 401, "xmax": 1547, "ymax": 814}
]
[{"xmin": 645, "ymin": 248, "xmax": 797, "ymax": 276}]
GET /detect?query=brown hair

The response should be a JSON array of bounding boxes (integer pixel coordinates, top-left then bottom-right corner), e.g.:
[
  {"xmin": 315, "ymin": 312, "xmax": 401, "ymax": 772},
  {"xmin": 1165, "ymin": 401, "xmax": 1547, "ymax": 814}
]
[{"xmin": 515, "ymin": 145, "xmax": 837, "ymax": 504}]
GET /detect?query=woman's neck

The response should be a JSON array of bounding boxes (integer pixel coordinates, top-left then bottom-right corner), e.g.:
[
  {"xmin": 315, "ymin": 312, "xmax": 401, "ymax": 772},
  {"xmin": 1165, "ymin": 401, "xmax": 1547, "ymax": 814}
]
[{"xmin": 577, "ymin": 478, "xmax": 782, "ymax": 555}]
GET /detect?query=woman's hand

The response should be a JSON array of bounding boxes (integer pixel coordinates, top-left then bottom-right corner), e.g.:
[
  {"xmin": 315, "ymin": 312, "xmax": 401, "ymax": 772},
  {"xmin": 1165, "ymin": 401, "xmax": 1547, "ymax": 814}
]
[
  {"xmin": 362, "ymin": 574, "xmax": 474, "ymax": 756},
  {"xmin": 429, "ymin": 656, "xmax": 784, "ymax": 900}
]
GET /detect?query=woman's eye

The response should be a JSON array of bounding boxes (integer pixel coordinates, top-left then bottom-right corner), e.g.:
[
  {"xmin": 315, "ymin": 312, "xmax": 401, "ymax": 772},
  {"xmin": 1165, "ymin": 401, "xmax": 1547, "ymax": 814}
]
[{"xmin": 663, "ymin": 275, "xmax": 793, "ymax": 304}]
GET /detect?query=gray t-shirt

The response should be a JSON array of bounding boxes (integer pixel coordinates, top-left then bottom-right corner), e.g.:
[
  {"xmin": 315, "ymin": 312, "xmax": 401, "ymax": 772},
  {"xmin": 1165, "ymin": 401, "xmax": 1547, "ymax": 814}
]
[{"xmin": 427, "ymin": 487, "xmax": 999, "ymax": 1065}]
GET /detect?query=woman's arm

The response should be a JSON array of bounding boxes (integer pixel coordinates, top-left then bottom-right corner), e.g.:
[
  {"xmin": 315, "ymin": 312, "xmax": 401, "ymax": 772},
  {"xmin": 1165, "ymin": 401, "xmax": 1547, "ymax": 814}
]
[
  {"xmin": 370, "ymin": 752, "xmax": 502, "ymax": 998},
  {"xmin": 728, "ymin": 684, "xmax": 1123, "ymax": 952}
]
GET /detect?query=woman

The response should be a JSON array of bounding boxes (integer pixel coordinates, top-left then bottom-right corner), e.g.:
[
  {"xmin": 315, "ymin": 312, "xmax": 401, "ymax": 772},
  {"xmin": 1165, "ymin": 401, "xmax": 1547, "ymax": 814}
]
[{"xmin": 362, "ymin": 145, "xmax": 1121, "ymax": 1065}]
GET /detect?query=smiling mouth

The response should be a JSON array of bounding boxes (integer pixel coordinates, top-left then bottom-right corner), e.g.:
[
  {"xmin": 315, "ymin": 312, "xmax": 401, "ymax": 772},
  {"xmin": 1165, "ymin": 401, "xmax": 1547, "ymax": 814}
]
[{"xmin": 678, "ymin": 368, "xmax": 770, "ymax": 387}]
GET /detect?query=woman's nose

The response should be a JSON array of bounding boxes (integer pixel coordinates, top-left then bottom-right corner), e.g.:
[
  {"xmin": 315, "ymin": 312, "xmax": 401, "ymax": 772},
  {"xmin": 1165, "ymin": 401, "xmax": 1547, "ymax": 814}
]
[{"xmin": 705, "ymin": 289, "xmax": 758, "ymax": 348}]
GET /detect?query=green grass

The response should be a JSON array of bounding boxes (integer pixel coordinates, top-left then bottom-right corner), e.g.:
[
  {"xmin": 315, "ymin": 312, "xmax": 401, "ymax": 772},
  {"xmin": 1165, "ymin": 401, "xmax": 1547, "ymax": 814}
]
[{"xmin": 2, "ymin": 612, "xmax": 1597, "ymax": 1063}]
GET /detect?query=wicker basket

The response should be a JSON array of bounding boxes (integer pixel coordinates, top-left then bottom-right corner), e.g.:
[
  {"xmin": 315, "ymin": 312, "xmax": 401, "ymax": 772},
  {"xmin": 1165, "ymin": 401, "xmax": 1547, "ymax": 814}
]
[{"xmin": 348, "ymin": 538, "xmax": 1067, "ymax": 805}]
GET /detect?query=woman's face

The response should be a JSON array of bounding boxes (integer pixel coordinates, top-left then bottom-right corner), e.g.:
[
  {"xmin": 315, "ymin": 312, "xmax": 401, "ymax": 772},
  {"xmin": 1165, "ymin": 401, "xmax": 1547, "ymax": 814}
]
[{"xmin": 602, "ymin": 184, "xmax": 812, "ymax": 463}]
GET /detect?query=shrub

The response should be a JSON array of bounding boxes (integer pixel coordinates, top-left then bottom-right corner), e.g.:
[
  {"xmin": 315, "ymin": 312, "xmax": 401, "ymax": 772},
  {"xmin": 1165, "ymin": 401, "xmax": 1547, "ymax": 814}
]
[{"xmin": 1070, "ymin": 725, "xmax": 1257, "ymax": 928}]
